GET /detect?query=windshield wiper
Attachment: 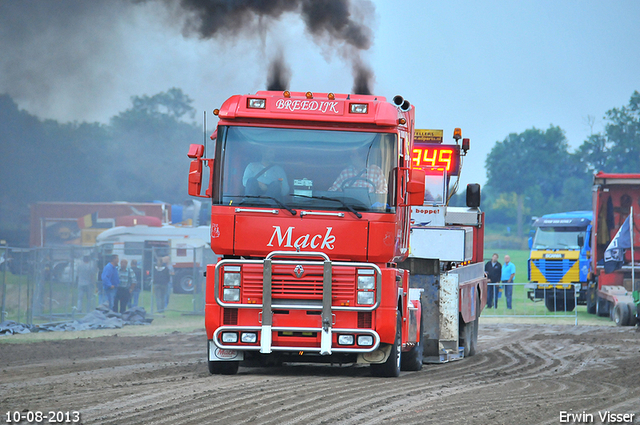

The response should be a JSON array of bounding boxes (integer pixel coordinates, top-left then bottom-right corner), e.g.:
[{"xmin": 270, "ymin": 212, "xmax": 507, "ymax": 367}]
[
  {"xmin": 227, "ymin": 195, "xmax": 296, "ymax": 216},
  {"xmin": 292, "ymin": 194, "xmax": 362, "ymax": 219}
]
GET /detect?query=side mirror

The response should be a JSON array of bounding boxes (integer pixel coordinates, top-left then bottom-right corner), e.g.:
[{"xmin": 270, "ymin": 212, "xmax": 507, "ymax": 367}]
[
  {"xmin": 187, "ymin": 144, "xmax": 213, "ymax": 198},
  {"xmin": 406, "ymin": 168, "xmax": 426, "ymax": 206},
  {"xmin": 466, "ymin": 183, "xmax": 481, "ymax": 208},
  {"xmin": 528, "ymin": 237, "xmax": 533, "ymax": 250},
  {"xmin": 577, "ymin": 234, "xmax": 584, "ymax": 247}
]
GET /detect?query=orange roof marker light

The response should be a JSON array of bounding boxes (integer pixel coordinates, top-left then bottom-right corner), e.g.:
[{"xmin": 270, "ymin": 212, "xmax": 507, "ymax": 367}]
[
  {"xmin": 399, "ymin": 118, "xmax": 407, "ymax": 125},
  {"xmin": 306, "ymin": 91, "xmax": 313, "ymax": 99},
  {"xmin": 453, "ymin": 128, "xmax": 462, "ymax": 141},
  {"xmin": 283, "ymin": 91, "xmax": 291, "ymax": 98},
  {"xmin": 213, "ymin": 109, "xmax": 219, "ymax": 116},
  {"xmin": 328, "ymin": 93, "xmax": 335, "ymax": 100}
]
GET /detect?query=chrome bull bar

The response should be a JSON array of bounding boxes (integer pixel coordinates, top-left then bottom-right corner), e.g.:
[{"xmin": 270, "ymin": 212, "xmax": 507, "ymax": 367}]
[
  {"xmin": 214, "ymin": 250, "xmax": 382, "ymax": 355},
  {"xmin": 213, "ymin": 325, "xmax": 381, "ymax": 353}
]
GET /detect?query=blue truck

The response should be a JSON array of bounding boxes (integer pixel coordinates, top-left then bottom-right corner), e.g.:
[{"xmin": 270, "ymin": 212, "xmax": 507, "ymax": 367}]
[{"xmin": 528, "ymin": 211, "xmax": 593, "ymax": 312}]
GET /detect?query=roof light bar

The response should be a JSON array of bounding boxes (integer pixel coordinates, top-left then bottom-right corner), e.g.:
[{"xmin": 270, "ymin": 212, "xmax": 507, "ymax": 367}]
[
  {"xmin": 247, "ymin": 98, "xmax": 266, "ymax": 109},
  {"xmin": 349, "ymin": 103, "xmax": 368, "ymax": 114}
]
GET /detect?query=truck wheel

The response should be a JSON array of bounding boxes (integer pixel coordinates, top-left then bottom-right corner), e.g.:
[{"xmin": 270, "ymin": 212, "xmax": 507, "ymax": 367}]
[
  {"xmin": 627, "ymin": 303, "xmax": 638, "ymax": 326},
  {"xmin": 207, "ymin": 343, "xmax": 239, "ymax": 375},
  {"xmin": 173, "ymin": 271, "xmax": 195, "ymax": 294},
  {"xmin": 596, "ymin": 295, "xmax": 609, "ymax": 317},
  {"xmin": 544, "ymin": 289, "xmax": 576, "ymax": 312},
  {"xmin": 401, "ymin": 320, "xmax": 423, "ymax": 371},
  {"xmin": 460, "ymin": 316, "xmax": 476, "ymax": 357},
  {"xmin": 586, "ymin": 284, "xmax": 597, "ymax": 314},
  {"xmin": 613, "ymin": 303, "xmax": 630, "ymax": 326},
  {"xmin": 371, "ymin": 315, "xmax": 401, "ymax": 377},
  {"xmin": 469, "ymin": 295, "xmax": 480, "ymax": 357}
]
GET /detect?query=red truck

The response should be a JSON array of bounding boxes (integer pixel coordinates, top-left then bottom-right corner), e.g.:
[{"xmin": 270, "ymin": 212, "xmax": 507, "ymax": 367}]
[
  {"xmin": 187, "ymin": 91, "xmax": 487, "ymax": 376},
  {"xmin": 587, "ymin": 172, "xmax": 640, "ymax": 326}
]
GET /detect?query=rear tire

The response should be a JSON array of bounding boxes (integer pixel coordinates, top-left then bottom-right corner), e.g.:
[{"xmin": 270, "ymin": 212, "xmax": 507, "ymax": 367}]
[
  {"xmin": 401, "ymin": 319, "xmax": 423, "ymax": 371},
  {"xmin": 544, "ymin": 289, "xmax": 576, "ymax": 312},
  {"xmin": 596, "ymin": 295, "xmax": 609, "ymax": 317},
  {"xmin": 207, "ymin": 343, "xmax": 240, "ymax": 375},
  {"xmin": 627, "ymin": 303, "xmax": 638, "ymax": 326},
  {"xmin": 173, "ymin": 270, "xmax": 195, "ymax": 294},
  {"xmin": 371, "ymin": 315, "xmax": 402, "ymax": 377},
  {"xmin": 613, "ymin": 303, "xmax": 630, "ymax": 327},
  {"xmin": 586, "ymin": 283, "xmax": 597, "ymax": 314}
]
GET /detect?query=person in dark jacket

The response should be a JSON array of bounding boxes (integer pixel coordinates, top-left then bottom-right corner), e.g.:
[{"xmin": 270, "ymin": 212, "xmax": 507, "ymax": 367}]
[
  {"xmin": 153, "ymin": 257, "xmax": 171, "ymax": 313},
  {"xmin": 484, "ymin": 253, "xmax": 502, "ymax": 308}
]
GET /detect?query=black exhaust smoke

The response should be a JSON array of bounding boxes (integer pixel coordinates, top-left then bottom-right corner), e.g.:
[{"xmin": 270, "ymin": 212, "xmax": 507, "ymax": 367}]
[{"xmin": 171, "ymin": 0, "xmax": 375, "ymax": 94}]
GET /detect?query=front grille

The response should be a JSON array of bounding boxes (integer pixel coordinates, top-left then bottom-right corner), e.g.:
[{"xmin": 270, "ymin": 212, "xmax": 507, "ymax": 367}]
[
  {"xmin": 358, "ymin": 312, "xmax": 372, "ymax": 328},
  {"xmin": 532, "ymin": 259, "xmax": 577, "ymax": 283},
  {"xmin": 242, "ymin": 264, "xmax": 355, "ymax": 302},
  {"xmin": 223, "ymin": 308, "xmax": 238, "ymax": 325}
]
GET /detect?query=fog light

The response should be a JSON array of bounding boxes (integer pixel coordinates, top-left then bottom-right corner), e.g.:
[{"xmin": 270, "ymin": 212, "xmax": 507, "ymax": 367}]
[
  {"xmin": 223, "ymin": 288, "xmax": 240, "ymax": 301},
  {"xmin": 338, "ymin": 334, "xmax": 354, "ymax": 345},
  {"xmin": 221, "ymin": 332, "xmax": 238, "ymax": 343},
  {"xmin": 357, "ymin": 291, "xmax": 374, "ymax": 305},
  {"xmin": 241, "ymin": 332, "xmax": 257, "ymax": 343},
  {"xmin": 357, "ymin": 335, "xmax": 374, "ymax": 346}
]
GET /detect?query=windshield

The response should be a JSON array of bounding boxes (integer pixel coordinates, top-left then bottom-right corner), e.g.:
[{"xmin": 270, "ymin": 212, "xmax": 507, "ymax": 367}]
[
  {"xmin": 532, "ymin": 227, "xmax": 586, "ymax": 249},
  {"xmin": 215, "ymin": 126, "xmax": 397, "ymax": 213}
]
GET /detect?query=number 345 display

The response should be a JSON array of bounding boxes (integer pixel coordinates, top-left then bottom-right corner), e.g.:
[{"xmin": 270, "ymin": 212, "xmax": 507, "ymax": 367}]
[{"xmin": 411, "ymin": 144, "xmax": 461, "ymax": 176}]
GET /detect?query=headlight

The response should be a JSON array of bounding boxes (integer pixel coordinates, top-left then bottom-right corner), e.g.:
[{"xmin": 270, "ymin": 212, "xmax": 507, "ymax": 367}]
[
  {"xmin": 357, "ymin": 335, "xmax": 374, "ymax": 346},
  {"xmin": 223, "ymin": 288, "xmax": 240, "ymax": 301},
  {"xmin": 338, "ymin": 334, "xmax": 354, "ymax": 345},
  {"xmin": 221, "ymin": 332, "xmax": 238, "ymax": 343},
  {"xmin": 224, "ymin": 272, "xmax": 241, "ymax": 286},
  {"xmin": 357, "ymin": 275, "xmax": 375, "ymax": 290},
  {"xmin": 357, "ymin": 291, "xmax": 375, "ymax": 305},
  {"xmin": 241, "ymin": 332, "xmax": 257, "ymax": 343}
]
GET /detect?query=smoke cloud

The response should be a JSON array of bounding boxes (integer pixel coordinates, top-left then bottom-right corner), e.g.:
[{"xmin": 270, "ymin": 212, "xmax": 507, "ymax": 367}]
[
  {"xmin": 266, "ymin": 51, "xmax": 292, "ymax": 92},
  {"xmin": 170, "ymin": 0, "xmax": 376, "ymax": 94},
  {"xmin": 0, "ymin": 0, "xmax": 376, "ymax": 123}
]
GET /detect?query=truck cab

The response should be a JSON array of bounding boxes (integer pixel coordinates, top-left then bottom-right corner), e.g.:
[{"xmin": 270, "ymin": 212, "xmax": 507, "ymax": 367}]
[{"xmin": 527, "ymin": 211, "xmax": 592, "ymax": 311}]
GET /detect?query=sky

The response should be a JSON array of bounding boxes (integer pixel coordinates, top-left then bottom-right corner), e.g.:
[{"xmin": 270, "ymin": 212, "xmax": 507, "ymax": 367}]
[{"xmin": 1, "ymin": 0, "xmax": 639, "ymax": 188}]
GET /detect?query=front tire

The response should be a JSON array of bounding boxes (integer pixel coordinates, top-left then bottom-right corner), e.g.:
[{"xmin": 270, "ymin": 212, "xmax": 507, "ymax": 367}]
[
  {"xmin": 207, "ymin": 343, "xmax": 239, "ymax": 375},
  {"xmin": 371, "ymin": 315, "xmax": 402, "ymax": 377},
  {"xmin": 544, "ymin": 289, "xmax": 576, "ymax": 312},
  {"xmin": 614, "ymin": 303, "xmax": 630, "ymax": 326}
]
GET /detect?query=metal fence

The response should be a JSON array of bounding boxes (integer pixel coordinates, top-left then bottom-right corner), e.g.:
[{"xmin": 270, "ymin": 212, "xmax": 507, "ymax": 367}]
[
  {"xmin": 1, "ymin": 245, "xmax": 215, "ymax": 325},
  {"xmin": 482, "ymin": 282, "xmax": 579, "ymax": 324}
]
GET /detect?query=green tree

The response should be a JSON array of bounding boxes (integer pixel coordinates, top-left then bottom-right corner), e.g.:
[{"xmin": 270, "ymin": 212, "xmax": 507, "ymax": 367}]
[
  {"xmin": 485, "ymin": 126, "xmax": 571, "ymax": 237},
  {"xmin": 577, "ymin": 91, "xmax": 640, "ymax": 173}
]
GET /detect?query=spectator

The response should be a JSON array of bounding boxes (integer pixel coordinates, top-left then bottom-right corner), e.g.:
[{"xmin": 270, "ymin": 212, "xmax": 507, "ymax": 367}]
[
  {"xmin": 153, "ymin": 257, "xmax": 171, "ymax": 313},
  {"xmin": 101, "ymin": 255, "xmax": 119, "ymax": 310},
  {"xmin": 114, "ymin": 259, "xmax": 136, "ymax": 313},
  {"xmin": 484, "ymin": 253, "xmax": 502, "ymax": 309},
  {"xmin": 163, "ymin": 256, "xmax": 174, "ymax": 310},
  {"xmin": 501, "ymin": 254, "xmax": 516, "ymax": 310},
  {"xmin": 76, "ymin": 255, "xmax": 96, "ymax": 313},
  {"xmin": 128, "ymin": 259, "xmax": 142, "ymax": 309}
]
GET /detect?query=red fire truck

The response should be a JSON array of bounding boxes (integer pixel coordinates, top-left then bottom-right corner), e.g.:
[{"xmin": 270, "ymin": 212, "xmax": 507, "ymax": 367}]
[
  {"xmin": 187, "ymin": 91, "xmax": 487, "ymax": 376},
  {"xmin": 587, "ymin": 172, "xmax": 640, "ymax": 326}
]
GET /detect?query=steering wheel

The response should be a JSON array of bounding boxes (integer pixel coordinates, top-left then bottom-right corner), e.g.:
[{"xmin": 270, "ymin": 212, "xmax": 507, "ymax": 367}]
[{"xmin": 341, "ymin": 176, "xmax": 376, "ymax": 192}]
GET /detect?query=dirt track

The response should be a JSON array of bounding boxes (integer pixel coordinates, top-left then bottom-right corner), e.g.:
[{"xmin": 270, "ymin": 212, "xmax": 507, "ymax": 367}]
[{"xmin": 1, "ymin": 324, "xmax": 639, "ymax": 425}]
